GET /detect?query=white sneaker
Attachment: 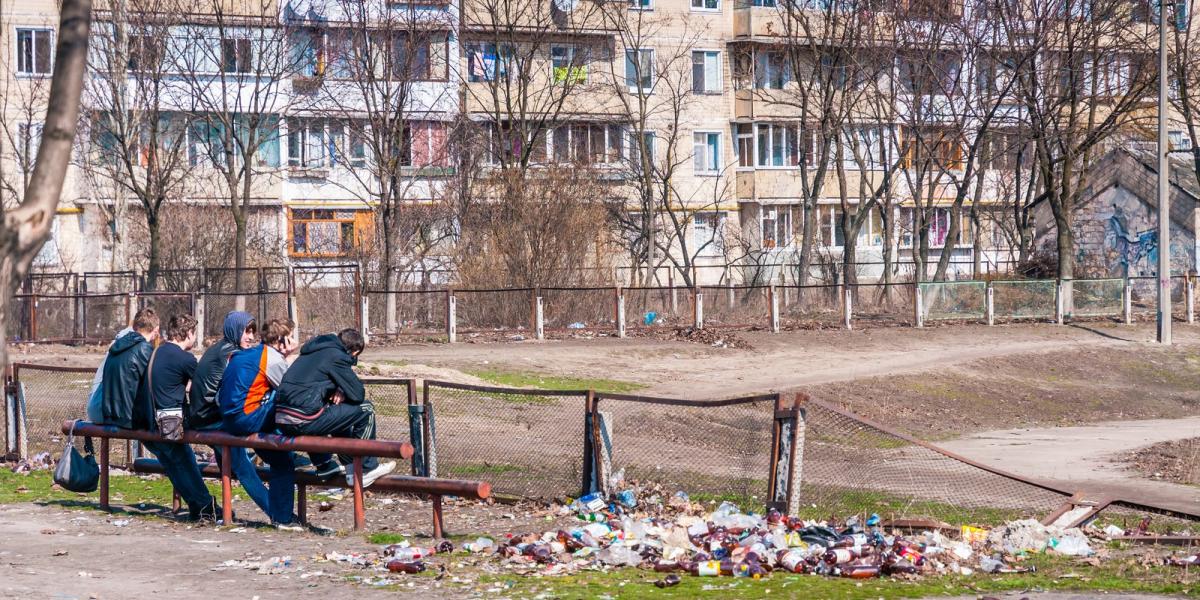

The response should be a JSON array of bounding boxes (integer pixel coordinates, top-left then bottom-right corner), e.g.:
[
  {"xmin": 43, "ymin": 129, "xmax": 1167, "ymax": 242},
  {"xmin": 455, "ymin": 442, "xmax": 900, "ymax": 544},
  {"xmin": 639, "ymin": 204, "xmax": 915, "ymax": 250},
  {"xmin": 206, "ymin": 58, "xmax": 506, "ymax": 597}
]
[{"xmin": 347, "ymin": 461, "xmax": 396, "ymax": 488}]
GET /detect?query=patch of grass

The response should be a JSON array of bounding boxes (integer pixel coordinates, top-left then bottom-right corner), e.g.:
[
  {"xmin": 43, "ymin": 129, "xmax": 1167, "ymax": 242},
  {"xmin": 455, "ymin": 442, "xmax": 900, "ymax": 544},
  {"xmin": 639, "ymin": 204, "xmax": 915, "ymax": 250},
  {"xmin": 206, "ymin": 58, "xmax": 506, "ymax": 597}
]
[
  {"xmin": 465, "ymin": 368, "xmax": 646, "ymax": 394},
  {"xmin": 0, "ymin": 469, "xmax": 247, "ymax": 512},
  {"xmin": 469, "ymin": 554, "xmax": 1198, "ymax": 599},
  {"xmin": 367, "ymin": 532, "xmax": 407, "ymax": 545},
  {"xmin": 442, "ymin": 463, "xmax": 525, "ymax": 477}
]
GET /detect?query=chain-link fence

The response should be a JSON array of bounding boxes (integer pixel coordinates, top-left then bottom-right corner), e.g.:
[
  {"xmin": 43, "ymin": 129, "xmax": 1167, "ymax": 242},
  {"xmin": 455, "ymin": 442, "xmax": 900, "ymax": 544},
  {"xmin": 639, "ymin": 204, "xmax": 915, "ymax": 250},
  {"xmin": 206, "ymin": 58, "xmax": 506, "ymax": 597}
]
[
  {"xmin": 920, "ymin": 281, "xmax": 986, "ymax": 322},
  {"xmin": 363, "ymin": 378, "xmax": 415, "ymax": 453},
  {"xmin": 625, "ymin": 286, "xmax": 692, "ymax": 330},
  {"xmin": 851, "ymin": 282, "xmax": 915, "ymax": 326},
  {"xmin": 9, "ymin": 364, "xmax": 138, "ymax": 465},
  {"xmin": 779, "ymin": 284, "xmax": 842, "ymax": 328},
  {"xmin": 700, "ymin": 285, "xmax": 770, "ymax": 329},
  {"xmin": 595, "ymin": 392, "xmax": 777, "ymax": 505},
  {"xmin": 366, "ymin": 290, "xmax": 447, "ymax": 339},
  {"xmin": 423, "ymin": 381, "xmax": 588, "ymax": 498},
  {"xmin": 799, "ymin": 401, "xmax": 1072, "ymax": 525},
  {"xmin": 1069, "ymin": 279, "xmax": 1124, "ymax": 318},
  {"xmin": 542, "ymin": 287, "xmax": 617, "ymax": 333},
  {"xmin": 992, "ymin": 279, "xmax": 1056, "ymax": 320}
]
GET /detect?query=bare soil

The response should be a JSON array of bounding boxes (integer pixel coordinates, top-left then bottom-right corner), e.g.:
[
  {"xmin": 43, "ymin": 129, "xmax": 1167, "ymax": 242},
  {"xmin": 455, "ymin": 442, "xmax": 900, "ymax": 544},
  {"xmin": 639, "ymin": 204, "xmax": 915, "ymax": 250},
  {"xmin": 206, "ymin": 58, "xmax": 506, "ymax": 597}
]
[{"xmin": 1122, "ymin": 438, "xmax": 1200, "ymax": 486}]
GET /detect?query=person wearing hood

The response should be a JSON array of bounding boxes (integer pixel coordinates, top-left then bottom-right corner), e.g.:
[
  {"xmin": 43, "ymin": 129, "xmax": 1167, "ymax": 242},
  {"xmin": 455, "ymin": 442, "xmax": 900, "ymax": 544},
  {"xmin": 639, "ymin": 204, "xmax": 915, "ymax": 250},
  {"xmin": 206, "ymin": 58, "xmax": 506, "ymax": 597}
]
[
  {"xmin": 189, "ymin": 311, "xmax": 257, "ymax": 428},
  {"xmin": 276, "ymin": 328, "xmax": 396, "ymax": 488}
]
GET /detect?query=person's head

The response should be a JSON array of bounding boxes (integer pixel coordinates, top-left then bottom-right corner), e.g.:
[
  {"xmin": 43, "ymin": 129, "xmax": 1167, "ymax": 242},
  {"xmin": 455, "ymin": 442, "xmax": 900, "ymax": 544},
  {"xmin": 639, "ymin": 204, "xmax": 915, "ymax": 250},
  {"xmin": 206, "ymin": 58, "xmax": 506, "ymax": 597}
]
[
  {"xmin": 165, "ymin": 313, "xmax": 198, "ymax": 351},
  {"xmin": 222, "ymin": 311, "xmax": 257, "ymax": 349},
  {"xmin": 132, "ymin": 308, "xmax": 159, "ymax": 341},
  {"xmin": 337, "ymin": 328, "xmax": 365, "ymax": 358},
  {"xmin": 261, "ymin": 319, "xmax": 295, "ymax": 355}
]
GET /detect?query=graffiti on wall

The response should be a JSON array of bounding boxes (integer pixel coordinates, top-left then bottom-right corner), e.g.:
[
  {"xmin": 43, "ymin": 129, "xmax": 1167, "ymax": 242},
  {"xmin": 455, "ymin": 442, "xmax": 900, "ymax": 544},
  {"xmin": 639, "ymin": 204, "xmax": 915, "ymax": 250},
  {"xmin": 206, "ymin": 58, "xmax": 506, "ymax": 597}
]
[{"xmin": 1101, "ymin": 194, "xmax": 1193, "ymax": 277}]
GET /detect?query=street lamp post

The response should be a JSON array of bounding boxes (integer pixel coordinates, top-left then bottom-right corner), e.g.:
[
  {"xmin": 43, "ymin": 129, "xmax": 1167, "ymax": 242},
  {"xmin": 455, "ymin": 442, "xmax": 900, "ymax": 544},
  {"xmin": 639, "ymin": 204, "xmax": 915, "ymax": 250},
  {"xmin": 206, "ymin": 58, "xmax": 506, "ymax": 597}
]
[{"xmin": 1157, "ymin": 0, "xmax": 1172, "ymax": 344}]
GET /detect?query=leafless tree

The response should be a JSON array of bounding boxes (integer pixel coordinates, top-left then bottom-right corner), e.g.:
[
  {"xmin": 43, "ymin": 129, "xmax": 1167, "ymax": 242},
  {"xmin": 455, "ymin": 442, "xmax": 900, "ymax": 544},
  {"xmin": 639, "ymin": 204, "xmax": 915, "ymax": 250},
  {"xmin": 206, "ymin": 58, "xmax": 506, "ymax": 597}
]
[
  {"xmin": 1, "ymin": 0, "xmax": 90, "ymax": 367},
  {"xmin": 1170, "ymin": 0, "xmax": 1198, "ymax": 182}
]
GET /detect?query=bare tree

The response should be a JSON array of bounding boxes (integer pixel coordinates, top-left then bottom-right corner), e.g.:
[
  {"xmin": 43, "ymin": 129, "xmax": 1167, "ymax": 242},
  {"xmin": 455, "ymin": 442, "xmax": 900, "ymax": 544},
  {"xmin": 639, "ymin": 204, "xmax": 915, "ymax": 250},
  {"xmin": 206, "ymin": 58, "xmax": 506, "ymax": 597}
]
[
  {"xmin": 82, "ymin": 0, "xmax": 195, "ymax": 290},
  {"xmin": 1, "ymin": 0, "xmax": 90, "ymax": 366},
  {"xmin": 1170, "ymin": 0, "xmax": 1198, "ymax": 182}
]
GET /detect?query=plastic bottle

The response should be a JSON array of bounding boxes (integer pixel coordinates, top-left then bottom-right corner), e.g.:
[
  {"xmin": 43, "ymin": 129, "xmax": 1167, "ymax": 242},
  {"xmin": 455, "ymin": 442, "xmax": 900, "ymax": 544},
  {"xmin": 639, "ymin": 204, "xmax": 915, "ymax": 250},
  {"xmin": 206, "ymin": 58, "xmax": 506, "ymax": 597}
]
[
  {"xmin": 840, "ymin": 559, "xmax": 881, "ymax": 579},
  {"xmin": 690, "ymin": 560, "xmax": 730, "ymax": 576},
  {"xmin": 386, "ymin": 560, "xmax": 427, "ymax": 574},
  {"xmin": 823, "ymin": 547, "xmax": 860, "ymax": 565},
  {"xmin": 386, "ymin": 546, "xmax": 434, "ymax": 561},
  {"xmin": 654, "ymin": 574, "xmax": 682, "ymax": 588}
]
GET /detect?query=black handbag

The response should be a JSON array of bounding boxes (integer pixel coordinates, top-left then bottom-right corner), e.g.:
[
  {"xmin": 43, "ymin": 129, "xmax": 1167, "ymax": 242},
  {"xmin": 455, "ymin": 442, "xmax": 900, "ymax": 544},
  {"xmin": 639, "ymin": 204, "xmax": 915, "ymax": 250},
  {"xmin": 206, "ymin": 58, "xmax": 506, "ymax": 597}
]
[{"xmin": 53, "ymin": 421, "xmax": 99, "ymax": 493}]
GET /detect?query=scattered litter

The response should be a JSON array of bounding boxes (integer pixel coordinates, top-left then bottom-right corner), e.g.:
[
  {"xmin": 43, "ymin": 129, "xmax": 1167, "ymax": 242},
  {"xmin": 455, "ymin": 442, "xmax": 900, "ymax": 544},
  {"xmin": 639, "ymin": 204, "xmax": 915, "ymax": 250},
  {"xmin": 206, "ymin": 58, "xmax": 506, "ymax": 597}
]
[
  {"xmin": 10, "ymin": 451, "xmax": 53, "ymax": 473},
  {"xmin": 567, "ymin": 322, "xmax": 587, "ymax": 329},
  {"xmin": 110, "ymin": 519, "xmax": 131, "ymax": 528}
]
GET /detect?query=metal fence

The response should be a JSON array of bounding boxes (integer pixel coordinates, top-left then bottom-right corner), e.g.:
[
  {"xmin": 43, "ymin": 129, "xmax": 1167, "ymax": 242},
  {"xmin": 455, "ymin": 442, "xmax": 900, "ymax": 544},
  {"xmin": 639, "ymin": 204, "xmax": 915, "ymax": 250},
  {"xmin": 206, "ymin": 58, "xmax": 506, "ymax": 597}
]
[
  {"xmin": 920, "ymin": 281, "xmax": 987, "ymax": 322},
  {"xmin": 993, "ymin": 280, "xmax": 1057, "ymax": 320},
  {"xmin": 6, "ymin": 365, "xmax": 1200, "ymax": 528}
]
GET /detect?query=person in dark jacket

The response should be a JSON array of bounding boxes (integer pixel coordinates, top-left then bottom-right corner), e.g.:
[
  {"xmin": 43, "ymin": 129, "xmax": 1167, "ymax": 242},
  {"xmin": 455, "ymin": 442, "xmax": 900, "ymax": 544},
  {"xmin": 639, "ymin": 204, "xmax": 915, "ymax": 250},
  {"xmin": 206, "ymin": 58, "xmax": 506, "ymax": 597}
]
[
  {"xmin": 276, "ymin": 329, "xmax": 395, "ymax": 488},
  {"xmin": 99, "ymin": 308, "xmax": 159, "ymax": 429},
  {"xmin": 136, "ymin": 314, "xmax": 220, "ymax": 521},
  {"xmin": 188, "ymin": 311, "xmax": 256, "ymax": 428}
]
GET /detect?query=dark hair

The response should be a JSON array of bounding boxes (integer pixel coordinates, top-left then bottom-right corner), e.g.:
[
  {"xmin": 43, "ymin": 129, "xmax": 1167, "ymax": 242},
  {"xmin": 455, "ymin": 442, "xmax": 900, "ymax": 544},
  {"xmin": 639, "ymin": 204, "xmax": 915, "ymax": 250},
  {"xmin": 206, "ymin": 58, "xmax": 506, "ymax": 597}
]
[
  {"xmin": 166, "ymin": 314, "xmax": 198, "ymax": 342},
  {"xmin": 338, "ymin": 328, "xmax": 365, "ymax": 355},
  {"xmin": 262, "ymin": 319, "xmax": 294, "ymax": 346},
  {"xmin": 132, "ymin": 308, "xmax": 159, "ymax": 334}
]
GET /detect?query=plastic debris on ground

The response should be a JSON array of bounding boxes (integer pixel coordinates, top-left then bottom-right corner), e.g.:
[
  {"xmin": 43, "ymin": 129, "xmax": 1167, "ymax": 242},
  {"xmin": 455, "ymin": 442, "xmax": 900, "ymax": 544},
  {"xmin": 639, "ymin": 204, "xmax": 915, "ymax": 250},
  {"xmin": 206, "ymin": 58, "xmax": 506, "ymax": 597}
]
[{"xmin": 10, "ymin": 451, "xmax": 53, "ymax": 474}]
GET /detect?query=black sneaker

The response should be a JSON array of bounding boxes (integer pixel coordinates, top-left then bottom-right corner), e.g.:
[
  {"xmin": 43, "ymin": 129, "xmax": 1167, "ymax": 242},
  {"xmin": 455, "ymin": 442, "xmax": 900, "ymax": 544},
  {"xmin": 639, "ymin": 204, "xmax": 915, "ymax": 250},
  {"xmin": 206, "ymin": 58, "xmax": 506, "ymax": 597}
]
[
  {"xmin": 293, "ymin": 454, "xmax": 317, "ymax": 475},
  {"xmin": 314, "ymin": 460, "xmax": 345, "ymax": 479}
]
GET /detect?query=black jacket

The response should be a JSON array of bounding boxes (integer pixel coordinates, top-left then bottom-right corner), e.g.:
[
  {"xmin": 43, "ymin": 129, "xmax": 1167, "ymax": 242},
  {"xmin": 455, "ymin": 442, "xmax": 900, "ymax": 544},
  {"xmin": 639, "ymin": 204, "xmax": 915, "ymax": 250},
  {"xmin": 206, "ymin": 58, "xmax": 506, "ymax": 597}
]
[
  {"xmin": 188, "ymin": 339, "xmax": 236, "ymax": 428},
  {"xmin": 276, "ymin": 334, "xmax": 365, "ymax": 417},
  {"xmin": 100, "ymin": 331, "xmax": 152, "ymax": 429}
]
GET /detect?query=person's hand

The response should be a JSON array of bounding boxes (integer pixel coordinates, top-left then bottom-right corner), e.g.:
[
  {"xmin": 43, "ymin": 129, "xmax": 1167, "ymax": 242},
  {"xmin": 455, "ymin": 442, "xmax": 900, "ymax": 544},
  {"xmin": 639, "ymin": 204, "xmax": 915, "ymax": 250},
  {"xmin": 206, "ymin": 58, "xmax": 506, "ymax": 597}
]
[{"xmin": 331, "ymin": 390, "xmax": 345, "ymax": 405}]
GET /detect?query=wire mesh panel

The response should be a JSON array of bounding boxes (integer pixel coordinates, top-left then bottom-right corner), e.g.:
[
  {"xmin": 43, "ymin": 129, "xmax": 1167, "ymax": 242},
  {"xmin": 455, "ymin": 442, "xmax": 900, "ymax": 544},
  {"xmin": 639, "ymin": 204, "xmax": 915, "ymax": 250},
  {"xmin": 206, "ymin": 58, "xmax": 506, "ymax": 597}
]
[
  {"xmin": 367, "ymin": 290, "xmax": 447, "ymax": 338},
  {"xmin": 13, "ymin": 364, "xmax": 134, "ymax": 465},
  {"xmin": 799, "ymin": 402, "xmax": 1070, "ymax": 525},
  {"xmin": 541, "ymin": 287, "xmax": 616, "ymax": 332},
  {"xmin": 294, "ymin": 266, "xmax": 358, "ymax": 337},
  {"xmin": 455, "ymin": 289, "xmax": 533, "ymax": 333},
  {"xmin": 779, "ymin": 285, "xmax": 842, "ymax": 328},
  {"xmin": 363, "ymin": 379, "xmax": 415, "ymax": 444},
  {"xmin": 700, "ymin": 286, "xmax": 769, "ymax": 329},
  {"xmin": 138, "ymin": 293, "xmax": 195, "ymax": 323},
  {"xmin": 920, "ymin": 281, "xmax": 986, "ymax": 321},
  {"xmin": 625, "ymin": 287, "xmax": 692, "ymax": 329},
  {"xmin": 992, "ymin": 280, "xmax": 1056, "ymax": 320},
  {"xmin": 1127, "ymin": 276, "xmax": 1157, "ymax": 314},
  {"xmin": 82, "ymin": 294, "xmax": 128, "ymax": 342},
  {"xmin": 1070, "ymin": 279, "xmax": 1123, "ymax": 318},
  {"xmin": 425, "ymin": 381, "xmax": 587, "ymax": 498},
  {"xmin": 597, "ymin": 394, "xmax": 776, "ymax": 505},
  {"xmin": 33, "ymin": 295, "xmax": 77, "ymax": 341},
  {"xmin": 850, "ymin": 282, "xmax": 914, "ymax": 326}
]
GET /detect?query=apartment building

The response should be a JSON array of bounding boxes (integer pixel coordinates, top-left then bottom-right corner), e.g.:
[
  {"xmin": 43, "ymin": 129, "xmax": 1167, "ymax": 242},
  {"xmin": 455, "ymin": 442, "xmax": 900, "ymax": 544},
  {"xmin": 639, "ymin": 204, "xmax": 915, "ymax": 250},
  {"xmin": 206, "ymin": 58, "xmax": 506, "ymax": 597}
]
[{"xmin": 1, "ymin": 0, "xmax": 1195, "ymax": 285}]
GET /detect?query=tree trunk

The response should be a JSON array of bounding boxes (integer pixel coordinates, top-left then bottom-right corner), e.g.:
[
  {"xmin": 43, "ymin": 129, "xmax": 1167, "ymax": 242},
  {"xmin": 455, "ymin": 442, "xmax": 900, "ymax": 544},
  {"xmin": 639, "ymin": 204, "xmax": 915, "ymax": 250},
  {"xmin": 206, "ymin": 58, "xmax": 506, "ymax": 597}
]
[
  {"xmin": 233, "ymin": 210, "xmax": 248, "ymax": 311},
  {"xmin": 1055, "ymin": 207, "xmax": 1074, "ymax": 280},
  {"xmin": 145, "ymin": 209, "xmax": 161, "ymax": 292},
  {"xmin": 796, "ymin": 202, "xmax": 816, "ymax": 286},
  {"xmin": 933, "ymin": 200, "xmax": 963, "ymax": 282}
]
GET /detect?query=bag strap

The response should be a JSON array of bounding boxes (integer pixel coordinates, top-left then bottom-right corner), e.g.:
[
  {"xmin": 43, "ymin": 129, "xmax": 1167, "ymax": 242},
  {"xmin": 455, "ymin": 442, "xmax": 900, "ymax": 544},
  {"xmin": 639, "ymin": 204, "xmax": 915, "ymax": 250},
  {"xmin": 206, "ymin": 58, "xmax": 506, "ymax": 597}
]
[{"xmin": 146, "ymin": 345, "xmax": 160, "ymax": 430}]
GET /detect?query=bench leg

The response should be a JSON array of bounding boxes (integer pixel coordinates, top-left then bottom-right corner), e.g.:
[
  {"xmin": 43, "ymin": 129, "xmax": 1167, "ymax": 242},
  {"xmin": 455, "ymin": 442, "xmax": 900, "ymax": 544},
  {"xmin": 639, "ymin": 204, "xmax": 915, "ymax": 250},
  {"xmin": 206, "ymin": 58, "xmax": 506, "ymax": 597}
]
[
  {"xmin": 220, "ymin": 446, "xmax": 233, "ymax": 525},
  {"xmin": 352, "ymin": 457, "xmax": 365, "ymax": 531},
  {"xmin": 296, "ymin": 484, "xmax": 307, "ymax": 524},
  {"xmin": 432, "ymin": 495, "xmax": 443, "ymax": 539},
  {"xmin": 172, "ymin": 490, "xmax": 181, "ymax": 513},
  {"xmin": 99, "ymin": 438, "xmax": 110, "ymax": 511}
]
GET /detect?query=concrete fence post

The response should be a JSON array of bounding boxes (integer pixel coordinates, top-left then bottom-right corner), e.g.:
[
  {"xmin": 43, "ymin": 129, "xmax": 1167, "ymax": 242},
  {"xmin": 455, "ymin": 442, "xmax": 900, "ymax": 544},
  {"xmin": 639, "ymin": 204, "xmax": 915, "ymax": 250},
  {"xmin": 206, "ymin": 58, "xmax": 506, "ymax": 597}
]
[
  {"xmin": 1123, "ymin": 277, "xmax": 1133, "ymax": 325},
  {"xmin": 769, "ymin": 285, "xmax": 780, "ymax": 333},
  {"xmin": 194, "ymin": 293, "xmax": 206, "ymax": 346},
  {"xmin": 693, "ymin": 290, "xmax": 704, "ymax": 329},
  {"xmin": 1187, "ymin": 275, "xmax": 1195, "ymax": 324},
  {"xmin": 986, "ymin": 281, "xmax": 995, "ymax": 326},
  {"xmin": 767, "ymin": 392, "xmax": 808, "ymax": 515},
  {"xmin": 914, "ymin": 283, "xmax": 924, "ymax": 328},
  {"xmin": 842, "ymin": 285, "xmax": 853, "ymax": 330},
  {"xmin": 446, "ymin": 292, "xmax": 457, "ymax": 344},
  {"xmin": 615, "ymin": 288, "xmax": 626, "ymax": 339},
  {"xmin": 1055, "ymin": 279, "xmax": 1065, "ymax": 325},
  {"xmin": 125, "ymin": 292, "xmax": 137, "ymax": 327},
  {"xmin": 360, "ymin": 295, "xmax": 370, "ymax": 344},
  {"xmin": 727, "ymin": 280, "xmax": 735, "ymax": 309},
  {"xmin": 669, "ymin": 270, "xmax": 679, "ymax": 316},
  {"xmin": 535, "ymin": 296, "xmax": 545, "ymax": 340}
]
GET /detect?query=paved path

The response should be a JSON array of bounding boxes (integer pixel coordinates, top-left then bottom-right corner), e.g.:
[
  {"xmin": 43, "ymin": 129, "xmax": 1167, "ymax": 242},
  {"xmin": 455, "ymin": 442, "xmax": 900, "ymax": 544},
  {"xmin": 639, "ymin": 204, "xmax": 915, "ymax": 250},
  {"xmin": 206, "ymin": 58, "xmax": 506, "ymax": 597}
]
[{"xmin": 941, "ymin": 417, "xmax": 1200, "ymax": 514}]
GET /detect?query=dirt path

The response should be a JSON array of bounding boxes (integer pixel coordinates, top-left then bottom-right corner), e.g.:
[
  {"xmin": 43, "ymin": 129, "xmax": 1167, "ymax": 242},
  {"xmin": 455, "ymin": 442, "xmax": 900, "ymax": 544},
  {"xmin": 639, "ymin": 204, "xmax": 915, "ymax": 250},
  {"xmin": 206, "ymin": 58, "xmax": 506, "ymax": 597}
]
[{"xmin": 940, "ymin": 417, "xmax": 1200, "ymax": 514}]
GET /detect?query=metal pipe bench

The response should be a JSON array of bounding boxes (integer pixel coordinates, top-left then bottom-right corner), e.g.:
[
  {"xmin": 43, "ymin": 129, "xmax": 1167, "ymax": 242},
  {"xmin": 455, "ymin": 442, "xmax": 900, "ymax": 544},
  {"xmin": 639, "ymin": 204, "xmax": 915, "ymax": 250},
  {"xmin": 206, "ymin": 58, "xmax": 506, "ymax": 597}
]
[{"xmin": 61, "ymin": 420, "xmax": 489, "ymax": 534}]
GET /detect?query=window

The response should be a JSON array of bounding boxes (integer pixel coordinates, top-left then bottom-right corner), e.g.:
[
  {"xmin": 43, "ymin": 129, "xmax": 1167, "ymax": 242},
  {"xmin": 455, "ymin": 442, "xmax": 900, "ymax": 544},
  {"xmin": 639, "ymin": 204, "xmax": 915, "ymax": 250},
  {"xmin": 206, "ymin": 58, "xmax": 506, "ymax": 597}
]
[
  {"xmin": 221, "ymin": 36, "xmax": 252, "ymax": 73},
  {"xmin": 188, "ymin": 120, "xmax": 226, "ymax": 168},
  {"xmin": 839, "ymin": 126, "xmax": 888, "ymax": 168},
  {"xmin": 693, "ymin": 212, "xmax": 725, "ymax": 256},
  {"xmin": 1084, "ymin": 54, "xmax": 1130, "ymax": 96},
  {"xmin": 630, "ymin": 130, "xmax": 655, "ymax": 172},
  {"xmin": 629, "ymin": 0, "xmax": 653, "ymax": 9},
  {"xmin": 290, "ymin": 28, "xmax": 323, "ymax": 77},
  {"xmin": 551, "ymin": 45, "xmax": 588, "ymax": 84},
  {"xmin": 754, "ymin": 51, "xmax": 788, "ymax": 89},
  {"xmin": 625, "ymin": 49, "xmax": 654, "ymax": 92},
  {"xmin": 394, "ymin": 33, "xmax": 448, "ymax": 81},
  {"xmin": 1169, "ymin": 131, "xmax": 1194, "ymax": 151},
  {"xmin": 127, "ymin": 35, "xmax": 163, "ymax": 72},
  {"xmin": 691, "ymin": 0, "xmax": 718, "ymax": 9},
  {"xmin": 692, "ymin": 50, "xmax": 721, "ymax": 93},
  {"xmin": 761, "ymin": 205, "xmax": 792, "ymax": 249},
  {"xmin": 905, "ymin": 128, "xmax": 963, "ymax": 169},
  {"xmin": 752, "ymin": 0, "xmax": 776, "ymax": 5},
  {"xmin": 693, "ymin": 132, "xmax": 721, "ymax": 174},
  {"xmin": 736, "ymin": 123, "xmax": 753, "ymax": 168},
  {"xmin": 896, "ymin": 207, "xmax": 968, "ymax": 248},
  {"xmin": 754, "ymin": 123, "xmax": 812, "ymax": 168},
  {"xmin": 16, "ymin": 28, "xmax": 52, "ymax": 75},
  {"xmin": 16, "ymin": 123, "xmax": 42, "ymax": 168},
  {"xmin": 289, "ymin": 209, "xmax": 372, "ymax": 257},
  {"xmin": 898, "ymin": 52, "xmax": 961, "ymax": 95},
  {"xmin": 287, "ymin": 118, "xmax": 328, "ymax": 168},
  {"xmin": 544, "ymin": 123, "xmax": 624, "ymax": 164},
  {"xmin": 466, "ymin": 43, "xmax": 514, "ymax": 82}
]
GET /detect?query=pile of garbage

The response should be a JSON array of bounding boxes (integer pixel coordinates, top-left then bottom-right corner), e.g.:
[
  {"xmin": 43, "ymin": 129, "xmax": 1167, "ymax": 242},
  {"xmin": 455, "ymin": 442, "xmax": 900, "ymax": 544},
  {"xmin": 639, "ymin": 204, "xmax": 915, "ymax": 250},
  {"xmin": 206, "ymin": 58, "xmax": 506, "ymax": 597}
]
[{"xmin": 378, "ymin": 488, "xmax": 1102, "ymax": 583}]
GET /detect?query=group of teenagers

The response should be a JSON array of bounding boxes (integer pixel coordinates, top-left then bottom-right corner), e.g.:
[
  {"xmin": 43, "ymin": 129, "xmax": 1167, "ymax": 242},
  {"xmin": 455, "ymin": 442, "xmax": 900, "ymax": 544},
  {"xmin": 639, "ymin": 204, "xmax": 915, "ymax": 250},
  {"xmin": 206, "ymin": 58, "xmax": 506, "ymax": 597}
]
[{"xmin": 87, "ymin": 308, "xmax": 397, "ymax": 529}]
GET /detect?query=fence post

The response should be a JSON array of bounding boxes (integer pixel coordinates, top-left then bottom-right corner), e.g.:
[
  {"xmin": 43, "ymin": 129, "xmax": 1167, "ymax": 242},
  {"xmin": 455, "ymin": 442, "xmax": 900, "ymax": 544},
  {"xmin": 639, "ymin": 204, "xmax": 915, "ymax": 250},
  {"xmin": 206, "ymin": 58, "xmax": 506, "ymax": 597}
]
[
  {"xmin": 769, "ymin": 285, "xmax": 780, "ymax": 333},
  {"xmin": 1055, "ymin": 279, "xmax": 1065, "ymax": 325},
  {"xmin": 4, "ymin": 366, "xmax": 17, "ymax": 459},
  {"xmin": 669, "ymin": 270, "xmax": 678, "ymax": 315},
  {"xmin": 422, "ymin": 380, "xmax": 437, "ymax": 478},
  {"xmin": 446, "ymin": 291, "xmax": 457, "ymax": 343},
  {"xmin": 407, "ymin": 380, "xmax": 427, "ymax": 477},
  {"xmin": 727, "ymin": 280, "xmax": 735, "ymax": 309},
  {"xmin": 360, "ymin": 294, "xmax": 370, "ymax": 344},
  {"xmin": 581, "ymin": 390, "xmax": 600, "ymax": 496},
  {"xmin": 986, "ymin": 281, "xmax": 995, "ymax": 326},
  {"xmin": 193, "ymin": 292, "xmax": 206, "ymax": 347},
  {"xmin": 767, "ymin": 392, "xmax": 807, "ymax": 515},
  {"xmin": 535, "ymin": 296, "xmax": 545, "ymax": 340},
  {"xmin": 286, "ymin": 266, "xmax": 300, "ymax": 341},
  {"xmin": 615, "ymin": 286, "xmax": 626, "ymax": 339},
  {"xmin": 125, "ymin": 291, "xmax": 137, "ymax": 327},
  {"xmin": 1187, "ymin": 274, "xmax": 1195, "ymax": 324},
  {"xmin": 1123, "ymin": 277, "xmax": 1133, "ymax": 325},
  {"xmin": 29, "ymin": 293, "xmax": 38, "ymax": 341},
  {"xmin": 914, "ymin": 283, "xmax": 924, "ymax": 328},
  {"xmin": 693, "ymin": 289, "xmax": 704, "ymax": 329},
  {"xmin": 842, "ymin": 285, "xmax": 852, "ymax": 330}
]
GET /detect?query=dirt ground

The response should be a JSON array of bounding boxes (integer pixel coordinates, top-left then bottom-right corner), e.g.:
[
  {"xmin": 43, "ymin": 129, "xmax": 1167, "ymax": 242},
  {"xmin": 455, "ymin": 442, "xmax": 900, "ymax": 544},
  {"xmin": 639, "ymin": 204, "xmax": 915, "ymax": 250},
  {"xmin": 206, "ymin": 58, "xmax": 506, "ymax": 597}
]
[{"xmin": 1122, "ymin": 437, "xmax": 1200, "ymax": 486}]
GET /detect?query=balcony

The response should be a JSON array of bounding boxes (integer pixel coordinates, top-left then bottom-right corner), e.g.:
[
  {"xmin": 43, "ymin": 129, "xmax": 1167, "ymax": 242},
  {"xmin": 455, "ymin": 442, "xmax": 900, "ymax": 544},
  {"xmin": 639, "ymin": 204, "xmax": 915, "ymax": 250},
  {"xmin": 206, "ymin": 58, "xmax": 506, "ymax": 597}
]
[
  {"xmin": 733, "ymin": 4, "xmax": 788, "ymax": 40},
  {"xmin": 461, "ymin": 0, "xmax": 616, "ymax": 36}
]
